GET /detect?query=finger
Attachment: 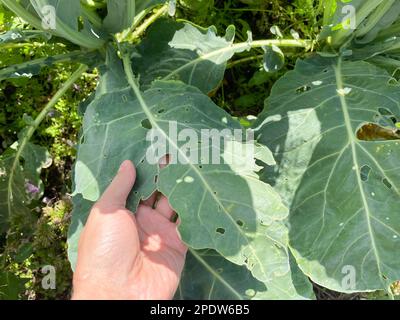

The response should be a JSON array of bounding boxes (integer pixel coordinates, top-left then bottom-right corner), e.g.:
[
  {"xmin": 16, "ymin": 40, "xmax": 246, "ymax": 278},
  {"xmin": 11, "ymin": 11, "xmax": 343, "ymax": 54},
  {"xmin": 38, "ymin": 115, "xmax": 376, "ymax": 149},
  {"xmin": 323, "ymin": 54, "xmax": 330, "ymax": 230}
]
[
  {"xmin": 155, "ymin": 195, "xmax": 175, "ymax": 220},
  {"xmin": 97, "ymin": 160, "xmax": 136, "ymax": 208},
  {"xmin": 141, "ymin": 155, "xmax": 169, "ymax": 207},
  {"xmin": 141, "ymin": 191, "xmax": 158, "ymax": 208},
  {"xmin": 159, "ymin": 154, "xmax": 170, "ymax": 169}
]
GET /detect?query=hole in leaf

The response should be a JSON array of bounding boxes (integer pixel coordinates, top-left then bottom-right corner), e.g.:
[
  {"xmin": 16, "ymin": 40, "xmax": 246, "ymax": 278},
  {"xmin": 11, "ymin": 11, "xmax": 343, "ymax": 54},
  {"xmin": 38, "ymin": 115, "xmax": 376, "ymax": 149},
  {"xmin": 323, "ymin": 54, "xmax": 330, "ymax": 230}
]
[
  {"xmin": 154, "ymin": 175, "xmax": 158, "ymax": 183},
  {"xmin": 213, "ymin": 191, "xmax": 217, "ymax": 195},
  {"xmin": 158, "ymin": 154, "xmax": 171, "ymax": 168},
  {"xmin": 323, "ymin": 69, "xmax": 328, "ymax": 73},
  {"xmin": 170, "ymin": 213, "xmax": 178, "ymax": 223},
  {"xmin": 198, "ymin": 165, "xmax": 203, "ymax": 169},
  {"xmin": 378, "ymin": 108, "xmax": 393, "ymax": 116},
  {"xmin": 357, "ymin": 123, "xmax": 400, "ymax": 141},
  {"xmin": 216, "ymin": 227, "xmax": 225, "ymax": 234},
  {"xmin": 295, "ymin": 85, "xmax": 311, "ymax": 93},
  {"xmin": 383, "ymin": 178, "xmax": 392, "ymax": 189},
  {"xmin": 236, "ymin": 220, "xmax": 244, "ymax": 227},
  {"xmin": 141, "ymin": 119, "xmax": 152, "ymax": 129},
  {"xmin": 157, "ymin": 109, "xmax": 165, "ymax": 114},
  {"xmin": 360, "ymin": 165, "xmax": 371, "ymax": 182}
]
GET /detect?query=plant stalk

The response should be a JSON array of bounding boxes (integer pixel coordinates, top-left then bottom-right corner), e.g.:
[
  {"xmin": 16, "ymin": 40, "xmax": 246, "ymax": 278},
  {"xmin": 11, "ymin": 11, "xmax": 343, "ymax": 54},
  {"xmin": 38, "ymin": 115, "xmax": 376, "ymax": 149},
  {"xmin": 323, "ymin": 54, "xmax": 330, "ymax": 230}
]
[
  {"xmin": 126, "ymin": 3, "xmax": 169, "ymax": 42},
  {"xmin": 6, "ymin": 64, "xmax": 88, "ymax": 218}
]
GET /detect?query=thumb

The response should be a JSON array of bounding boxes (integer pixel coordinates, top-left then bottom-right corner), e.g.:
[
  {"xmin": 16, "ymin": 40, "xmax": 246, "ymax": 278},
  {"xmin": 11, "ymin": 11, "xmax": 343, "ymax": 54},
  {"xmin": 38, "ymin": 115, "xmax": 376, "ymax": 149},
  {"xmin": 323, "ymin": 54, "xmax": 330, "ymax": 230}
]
[{"xmin": 97, "ymin": 160, "xmax": 136, "ymax": 208}]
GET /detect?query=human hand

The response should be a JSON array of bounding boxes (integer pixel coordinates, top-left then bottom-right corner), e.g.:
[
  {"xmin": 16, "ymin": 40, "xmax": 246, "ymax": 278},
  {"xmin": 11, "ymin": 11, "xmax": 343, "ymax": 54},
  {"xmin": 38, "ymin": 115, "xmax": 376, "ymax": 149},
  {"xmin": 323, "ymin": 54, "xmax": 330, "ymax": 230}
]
[{"xmin": 72, "ymin": 160, "xmax": 187, "ymax": 300}]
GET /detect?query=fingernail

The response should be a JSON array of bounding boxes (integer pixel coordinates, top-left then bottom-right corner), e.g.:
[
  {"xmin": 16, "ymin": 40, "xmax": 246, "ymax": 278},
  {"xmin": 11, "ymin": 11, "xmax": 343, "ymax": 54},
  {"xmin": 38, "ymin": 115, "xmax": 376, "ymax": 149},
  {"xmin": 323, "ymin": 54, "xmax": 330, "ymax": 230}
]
[{"xmin": 118, "ymin": 160, "xmax": 130, "ymax": 173}]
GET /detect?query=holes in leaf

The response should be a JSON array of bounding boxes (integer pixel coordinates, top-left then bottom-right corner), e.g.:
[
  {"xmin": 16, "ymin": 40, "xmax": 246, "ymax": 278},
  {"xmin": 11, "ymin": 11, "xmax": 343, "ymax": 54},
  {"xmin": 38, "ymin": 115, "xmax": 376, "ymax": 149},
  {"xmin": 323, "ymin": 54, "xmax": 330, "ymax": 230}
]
[
  {"xmin": 360, "ymin": 165, "xmax": 371, "ymax": 182},
  {"xmin": 323, "ymin": 69, "xmax": 328, "ymax": 73},
  {"xmin": 157, "ymin": 109, "xmax": 165, "ymax": 114},
  {"xmin": 154, "ymin": 175, "xmax": 158, "ymax": 183},
  {"xmin": 378, "ymin": 108, "xmax": 393, "ymax": 116},
  {"xmin": 295, "ymin": 85, "xmax": 311, "ymax": 94},
  {"xmin": 216, "ymin": 227, "xmax": 225, "ymax": 234},
  {"xmin": 383, "ymin": 178, "xmax": 392, "ymax": 189},
  {"xmin": 141, "ymin": 119, "xmax": 152, "ymax": 129},
  {"xmin": 236, "ymin": 220, "xmax": 244, "ymax": 227},
  {"xmin": 388, "ymin": 69, "xmax": 400, "ymax": 85},
  {"xmin": 213, "ymin": 191, "xmax": 217, "ymax": 195},
  {"xmin": 185, "ymin": 107, "xmax": 189, "ymax": 112},
  {"xmin": 198, "ymin": 165, "xmax": 203, "ymax": 169},
  {"xmin": 357, "ymin": 123, "xmax": 400, "ymax": 141},
  {"xmin": 374, "ymin": 108, "xmax": 399, "ymax": 128},
  {"xmin": 170, "ymin": 213, "xmax": 178, "ymax": 223}
]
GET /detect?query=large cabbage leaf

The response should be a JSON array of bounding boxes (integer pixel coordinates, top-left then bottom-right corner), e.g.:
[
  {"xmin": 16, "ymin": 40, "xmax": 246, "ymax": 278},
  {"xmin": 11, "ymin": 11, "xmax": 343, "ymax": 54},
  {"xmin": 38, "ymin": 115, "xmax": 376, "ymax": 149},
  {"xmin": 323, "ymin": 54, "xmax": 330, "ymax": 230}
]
[
  {"xmin": 70, "ymin": 72, "xmax": 289, "ymax": 282},
  {"xmin": 176, "ymin": 249, "xmax": 315, "ymax": 300},
  {"xmin": 254, "ymin": 56, "xmax": 400, "ymax": 292},
  {"xmin": 132, "ymin": 19, "xmax": 245, "ymax": 94}
]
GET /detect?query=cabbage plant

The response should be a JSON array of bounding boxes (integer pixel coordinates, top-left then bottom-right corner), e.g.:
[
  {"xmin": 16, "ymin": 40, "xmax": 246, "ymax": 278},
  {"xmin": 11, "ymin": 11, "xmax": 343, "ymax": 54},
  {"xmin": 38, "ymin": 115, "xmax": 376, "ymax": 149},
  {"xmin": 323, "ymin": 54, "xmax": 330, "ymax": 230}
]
[{"xmin": 0, "ymin": 0, "xmax": 399, "ymax": 299}]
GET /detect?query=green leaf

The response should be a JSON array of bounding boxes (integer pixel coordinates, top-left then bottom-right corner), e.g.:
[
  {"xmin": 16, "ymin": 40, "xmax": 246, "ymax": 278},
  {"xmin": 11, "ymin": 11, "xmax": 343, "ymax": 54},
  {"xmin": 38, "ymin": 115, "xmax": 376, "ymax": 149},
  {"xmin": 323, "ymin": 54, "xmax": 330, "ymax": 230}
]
[
  {"xmin": 0, "ymin": 50, "xmax": 100, "ymax": 81},
  {"xmin": 103, "ymin": 0, "xmax": 167, "ymax": 34},
  {"xmin": 132, "ymin": 19, "xmax": 245, "ymax": 94},
  {"xmin": 262, "ymin": 45, "xmax": 284, "ymax": 73},
  {"xmin": 71, "ymin": 76, "xmax": 289, "ymax": 281},
  {"xmin": 2, "ymin": 0, "xmax": 106, "ymax": 48},
  {"xmin": 136, "ymin": 0, "xmax": 166, "ymax": 13},
  {"xmin": 103, "ymin": 0, "xmax": 136, "ymax": 34},
  {"xmin": 0, "ymin": 272, "xmax": 27, "ymax": 300},
  {"xmin": 176, "ymin": 249, "xmax": 315, "ymax": 300},
  {"xmin": 320, "ymin": 0, "xmax": 384, "ymax": 48},
  {"xmin": 254, "ymin": 56, "xmax": 400, "ymax": 292},
  {"xmin": 0, "ymin": 29, "xmax": 50, "ymax": 45},
  {"xmin": 67, "ymin": 195, "xmax": 94, "ymax": 271},
  {"xmin": 0, "ymin": 141, "xmax": 50, "ymax": 234},
  {"xmin": 354, "ymin": 1, "xmax": 400, "ymax": 44}
]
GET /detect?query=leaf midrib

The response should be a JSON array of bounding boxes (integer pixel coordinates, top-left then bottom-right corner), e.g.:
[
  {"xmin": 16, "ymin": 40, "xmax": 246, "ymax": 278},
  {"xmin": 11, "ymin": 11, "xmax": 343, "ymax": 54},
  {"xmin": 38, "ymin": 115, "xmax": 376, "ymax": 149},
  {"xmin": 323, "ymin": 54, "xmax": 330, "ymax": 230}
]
[
  {"xmin": 190, "ymin": 249, "xmax": 244, "ymax": 300},
  {"xmin": 333, "ymin": 59, "xmax": 383, "ymax": 280}
]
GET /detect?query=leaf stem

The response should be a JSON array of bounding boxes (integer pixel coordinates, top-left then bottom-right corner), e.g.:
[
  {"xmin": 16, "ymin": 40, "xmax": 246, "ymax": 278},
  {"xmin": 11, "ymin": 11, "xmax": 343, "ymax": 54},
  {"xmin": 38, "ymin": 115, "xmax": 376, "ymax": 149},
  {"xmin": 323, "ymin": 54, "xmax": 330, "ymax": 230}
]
[
  {"xmin": 226, "ymin": 54, "xmax": 263, "ymax": 69},
  {"xmin": 0, "ymin": 42, "xmax": 46, "ymax": 50},
  {"xmin": 6, "ymin": 64, "xmax": 88, "ymax": 216},
  {"xmin": 126, "ymin": 3, "xmax": 169, "ymax": 42},
  {"xmin": 162, "ymin": 38, "xmax": 313, "ymax": 81},
  {"xmin": 0, "ymin": 50, "xmax": 94, "ymax": 80}
]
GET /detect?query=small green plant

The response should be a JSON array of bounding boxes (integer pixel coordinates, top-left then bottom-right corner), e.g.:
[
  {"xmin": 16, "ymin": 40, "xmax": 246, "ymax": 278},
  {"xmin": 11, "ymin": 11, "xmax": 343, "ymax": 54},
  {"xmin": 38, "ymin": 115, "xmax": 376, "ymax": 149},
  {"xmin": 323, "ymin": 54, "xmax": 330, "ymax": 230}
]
[{"xmin": 0, "ymin": 0, "xmax": 399, "ymax": 300}]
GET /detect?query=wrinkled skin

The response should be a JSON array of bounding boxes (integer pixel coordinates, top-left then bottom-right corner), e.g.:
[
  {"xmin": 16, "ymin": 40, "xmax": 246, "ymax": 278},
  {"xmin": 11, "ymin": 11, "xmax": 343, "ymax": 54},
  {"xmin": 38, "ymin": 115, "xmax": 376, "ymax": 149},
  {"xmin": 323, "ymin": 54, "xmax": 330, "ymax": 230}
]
[{"xmin": 72, "ymin": 160, "xmax": 187, "ymax": 300}]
